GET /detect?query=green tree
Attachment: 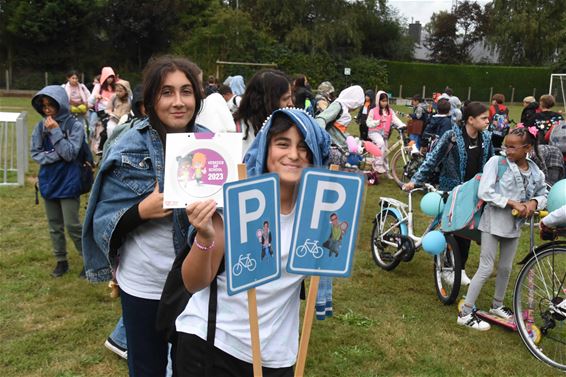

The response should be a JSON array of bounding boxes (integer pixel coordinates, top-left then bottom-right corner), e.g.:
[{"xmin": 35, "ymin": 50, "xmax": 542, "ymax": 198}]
[
  {"xmin": 485, "ymin": 0, "xmax": 566, "ymax": 66},
  {"xmin": 101, "ymin": 0, "xmax": 199, "ymax": 70},
  {"xmin": 425, "ymin": 0, "xmax": 487, "ymax": 64},
  {"xmin": 425, "ymin": 11, "xmax": 459, "ymax": 63}
]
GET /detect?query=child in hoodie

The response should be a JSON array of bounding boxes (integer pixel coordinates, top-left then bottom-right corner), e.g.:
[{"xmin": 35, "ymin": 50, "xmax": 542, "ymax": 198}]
[
  {"xmin": 30, "ymin": 85, "xmax": 86, "ymax": 278},
  {"xmin": 105, "ymin": 79, "xmax": 132, "ymax": 138},
  {"xmin": 366, "ymin": 91, "xmax": 406, "ymax": 176},
  {"xmin": 175, "ymin": 108, "xmax": 331, "ymax": 376}
]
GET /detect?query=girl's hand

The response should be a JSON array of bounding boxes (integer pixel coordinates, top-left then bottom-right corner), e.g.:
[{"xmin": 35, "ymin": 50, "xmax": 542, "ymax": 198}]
[
  {"xmin": 509, "ymin": 200, "xmax": 527, "ymax": 218},
  {"xmin": 44, "ymin": 116, "xmax": 59, "ymax": 130},
  {"xmin": 402, "ymin": 182, "xmax": 415, "ymax": 191},
  {"xmin": 186, "ymin": 199, "xmax": 217, "ymax": 240},
  {"xmin": 525, "ymin": 200, "xmax": 538, "ymax": 218},
  {"xmin": 138, "ymin": 182, "xmax": 172, "ymax": 220}
]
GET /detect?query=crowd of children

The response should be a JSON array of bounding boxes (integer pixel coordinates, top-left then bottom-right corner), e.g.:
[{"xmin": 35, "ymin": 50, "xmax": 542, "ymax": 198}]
[{"xmin": 28, "ymin": 59, "xmax": 566, "ymax": 376}]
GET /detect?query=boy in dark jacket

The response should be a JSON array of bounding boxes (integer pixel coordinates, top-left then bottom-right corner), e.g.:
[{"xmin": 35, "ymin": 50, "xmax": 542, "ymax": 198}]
[{"xmin": 30, "ymin": 85, "xmax": 85, "ymax": 277}]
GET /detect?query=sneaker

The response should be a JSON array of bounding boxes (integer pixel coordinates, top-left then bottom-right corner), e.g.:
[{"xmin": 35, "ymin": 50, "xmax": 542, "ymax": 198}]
[
  {"xmin": 51, "ymin": 261, "xmax": 69, "ymax": 278},
  {"xmin": 489, "ymin": 306, "xmax": 513, "ymax": 320},
  {"xmin": 325, "ymin": 301, "xmax": 333, "ymax": 318},
  {"xmin": 461, "ymin": 270, "xmax": 471, "ymax": 286},
  {"xmin": 386, "ymin": 172, "xmax": 394, "ymax": 180},
  {"xmin": 315, "ymin": 304, "xmax": 326, "ymax": 320},
  {"xmin": 457, "ymin": 311, "xmax": 491, "ymax": 331},
  {"xmin": 441, "ymin": 271, "xmax": 454, "ymax": 286},
  {"xmin": 78, "ymin": 267, "xmax": 86, "ymax": 279},
  {"xmin": 104, "ymin": 337, "xmax": 128, "ymax": 360}
]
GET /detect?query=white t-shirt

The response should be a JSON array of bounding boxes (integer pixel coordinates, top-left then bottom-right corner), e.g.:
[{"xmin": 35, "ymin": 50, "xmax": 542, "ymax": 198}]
[
  {"xmin": 117, "ymin": 216, "xmax": 176, "ymax": 300},
  {"xmin": 176, "ymin": 209, "xmax": 302, "ymax": 368}
]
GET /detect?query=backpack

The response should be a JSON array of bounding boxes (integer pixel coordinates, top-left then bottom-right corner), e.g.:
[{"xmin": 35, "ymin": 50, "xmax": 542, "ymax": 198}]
[
  {"xmin": 78, "ymin": 138, "xmax": 94, "ymax": 194},
  {"xmin": 440, "ymin": 156, "xmax": 508, "ymax": 241},
  {"xmin": 549, "ymin": 119, "xmax": 566, "ymax": 154},
  {"xmin": 490, "ymin": 105, "xmax": 510, "ymax": 137}
]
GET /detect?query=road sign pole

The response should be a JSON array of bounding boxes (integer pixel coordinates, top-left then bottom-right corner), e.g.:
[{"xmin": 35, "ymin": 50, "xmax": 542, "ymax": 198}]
[
  {"xmin": 294, "ymin": 164, "xmax": 339, "ymax": 377},
  {"xmin": 238, "ymin": 163, "xmax": 263, "ymax": 377}
]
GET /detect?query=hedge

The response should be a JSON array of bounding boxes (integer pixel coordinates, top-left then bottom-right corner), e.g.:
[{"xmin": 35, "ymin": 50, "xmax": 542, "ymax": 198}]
[{"xmin": 383, "ymin": 61, "xmax": 552, "ymax": 103}]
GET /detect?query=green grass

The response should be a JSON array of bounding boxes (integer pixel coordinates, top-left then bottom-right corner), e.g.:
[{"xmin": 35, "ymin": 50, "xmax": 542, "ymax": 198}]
[{"xmin": 0, "ymin": 97, "xmax": 553, "ymax": 376}]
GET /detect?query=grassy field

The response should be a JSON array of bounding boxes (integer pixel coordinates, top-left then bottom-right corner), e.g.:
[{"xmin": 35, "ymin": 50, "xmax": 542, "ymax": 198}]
[{"xmin": 0, "ymin": 97, "xmax": 554, "ymax": 376}]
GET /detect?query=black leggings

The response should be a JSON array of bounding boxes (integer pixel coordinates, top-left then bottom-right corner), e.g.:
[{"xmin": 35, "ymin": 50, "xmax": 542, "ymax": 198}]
[
  {"xmin": 455, "ymin": 235, "xmax": 471, "ymax": 269},
  {"xmin": 175, "ymin": 333, "xmax": 294, "ymax": 377}
]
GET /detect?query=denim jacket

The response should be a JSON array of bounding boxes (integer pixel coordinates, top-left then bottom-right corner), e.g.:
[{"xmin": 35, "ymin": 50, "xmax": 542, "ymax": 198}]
[
  {"xmin": 82, "ymin": 118, "xmax": 208, "ymax": 282},
  {"xmin": 478, "ymin": 156, "xmax": 547, "ymax": 237},
  {"xmin": 411, "ymin": 125, "xmax": 493, "ymax": 191}
]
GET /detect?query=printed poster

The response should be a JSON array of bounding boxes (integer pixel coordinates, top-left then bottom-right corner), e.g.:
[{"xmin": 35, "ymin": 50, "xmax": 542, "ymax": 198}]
[{"xmin": 163, "ymin": 132, "xmax": 242, "ymax": 208}]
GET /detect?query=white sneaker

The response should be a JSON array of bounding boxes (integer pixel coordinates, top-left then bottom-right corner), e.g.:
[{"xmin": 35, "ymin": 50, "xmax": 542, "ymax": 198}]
[
  {"xmin": 457, "ymin": 312, "xmax": 491, "ymax": 331},
  {"xmin": 441, "ymin": 271, "xmax": 454, "ymax": 286},
  {"xmin": 489, "ymin": 306, "xmax": 513, "ymax": 320},
  {"xmin": 104, "ymin": 338, "xmax": 128, "ymax": 360},
  {"xmin": 460, "ymin": 270, "xmax": 471, "ymax": 286}
]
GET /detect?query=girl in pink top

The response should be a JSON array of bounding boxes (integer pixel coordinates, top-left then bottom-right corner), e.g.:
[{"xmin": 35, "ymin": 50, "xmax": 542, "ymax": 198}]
[{"xmin": 366, "ymin": 91, "xmax": 406, "ymax": 175}]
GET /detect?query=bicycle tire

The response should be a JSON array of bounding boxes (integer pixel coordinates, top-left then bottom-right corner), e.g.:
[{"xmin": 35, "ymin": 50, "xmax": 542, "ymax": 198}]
[
  {"xmin": 296, "ymin": 245, "xmax": 307, "ymax": 258},
  {"xmin": 390, "ymin": 148, "xmax": 407, "ymax": 188},
  {"xmin": 433, "ymin": 233, "xmax": 462, "ymax": 305},
  {"xmin": 513, "ymin": 246, "xmax": 566, "ymax": 371},
  {"xmin": 313, "ymin": 246, "xmax": 324, "ymax": 259},
  {"xmin": 371, "ymin": 209, "xmax": 404, "ymax": 271}
]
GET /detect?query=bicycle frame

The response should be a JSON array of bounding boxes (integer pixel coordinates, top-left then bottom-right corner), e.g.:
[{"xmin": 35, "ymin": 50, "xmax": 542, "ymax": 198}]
[{"xmin": 378, "ymin": 186, "xmax": 440, "ymax": 251}]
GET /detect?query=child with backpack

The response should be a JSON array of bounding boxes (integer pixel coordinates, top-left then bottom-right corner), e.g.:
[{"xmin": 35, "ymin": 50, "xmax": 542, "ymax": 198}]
[
  {"xmin": 408, "ymin": 94, "xmax": 429, "ymax": 149},
  {"xmin": 403, "ymin": 102, "xmax": 494, "ymax": 285},
  {"xmin": 457, "ymin": 127, "xmax": 547, "ymax": 330},
  {"xmin": 31, "ymin": 85, "xmax": 87, "ymax": 278},
  {"xmin": 421, "ymin": 98, "xmax": 452, "ymax": 150},
  {"xmin": 366, "ymin": 91, "xmax": 406, "ymax": 176},
  {"xmin": 488, "ymin": 93, "xmax": 510, "ymax": 149}
]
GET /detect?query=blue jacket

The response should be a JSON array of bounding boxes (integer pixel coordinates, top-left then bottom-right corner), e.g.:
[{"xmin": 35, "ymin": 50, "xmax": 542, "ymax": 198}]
[
  {"xmin": 411, "ymin": 125, "xmax": 494, "ymax": 191},
  {"xmin": 82, "ymin": 118, "xmax": 208, "ymax": 282},
  {"xmin": 30, "ymin": 86, "xmax": 85, "ymax": 198},
  {"xmin": 244, "ymin": 108, "xmax": 331, "ymax": 176},
  {"xmin": 424, "ymin": 114, "xmax": 452, "ymax": 139}
]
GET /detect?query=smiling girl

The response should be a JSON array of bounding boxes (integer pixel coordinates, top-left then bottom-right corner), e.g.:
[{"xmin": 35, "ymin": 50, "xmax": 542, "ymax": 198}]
[
  {"xmin": 457, "ymin": 127, "xmax": 547, "ymax": 330},
  {"xmin": 175, "ymin": 108, "xmax": 331, "ymax": 376},
  {"xmin": 83, "ymin": 56, "xmax": 207, "ymax": 376}
]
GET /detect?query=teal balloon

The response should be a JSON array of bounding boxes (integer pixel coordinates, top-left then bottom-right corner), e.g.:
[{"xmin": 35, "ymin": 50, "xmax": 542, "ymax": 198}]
[
  {"xmin": 422, "ymin": 231, "xmax": 446, "ymax": 256},
  {"xmin": 548, "ymin": 179, "xmax": 566, "ymax": 212},
  {"xmin": 420, "ymin": 192, "xmax": 445, "ymax": 217}
]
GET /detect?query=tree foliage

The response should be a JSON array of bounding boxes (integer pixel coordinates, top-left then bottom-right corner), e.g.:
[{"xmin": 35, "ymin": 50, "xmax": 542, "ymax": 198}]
[
  {"xmin": 485, "ymin": 0, "xmax": 566, "ymax": 66},
  {"xmin": 425, "ymin": 1, "xmax": 486, "ymax": 64}
]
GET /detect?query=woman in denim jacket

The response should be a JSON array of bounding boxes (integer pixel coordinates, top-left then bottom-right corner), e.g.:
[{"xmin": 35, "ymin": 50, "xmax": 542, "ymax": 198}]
[
  {"xmin": 83, "ymin": 56, "xmax": 207, "ymax": 377},
  {"xmin": 403, "ymin": 102, "xmax": 494, "ymax": 285}
]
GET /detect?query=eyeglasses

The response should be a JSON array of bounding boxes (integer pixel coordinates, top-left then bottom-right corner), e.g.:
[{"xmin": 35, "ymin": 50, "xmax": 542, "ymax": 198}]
[{"xmin": 501, "ymin": 144, "xmax": 528, "ymax": 152}]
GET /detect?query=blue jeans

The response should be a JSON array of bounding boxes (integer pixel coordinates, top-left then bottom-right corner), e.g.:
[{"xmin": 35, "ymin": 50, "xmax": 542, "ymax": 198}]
[
  {"xmin": 409, "ymin": 134, "xmax": 421, "ymax": 149},
  {"xmin": 109, "ymin": 316, "xmax": 127, "ymax": 349},
  {"xmin": 121, "ymin": 290, "xmax": 168, "ymax": 377}
]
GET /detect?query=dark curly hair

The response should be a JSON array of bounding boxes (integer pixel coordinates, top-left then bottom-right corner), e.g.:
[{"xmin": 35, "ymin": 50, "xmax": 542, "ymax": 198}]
[{"xmin": 234, "ymin": 69, "xmax": 291, "ymax": 140}]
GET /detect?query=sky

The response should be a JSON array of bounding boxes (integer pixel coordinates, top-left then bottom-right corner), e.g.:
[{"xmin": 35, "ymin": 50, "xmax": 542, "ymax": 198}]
[{"xmin": 388, "ymin": 0, "xmax": 491, "ymax": 25}]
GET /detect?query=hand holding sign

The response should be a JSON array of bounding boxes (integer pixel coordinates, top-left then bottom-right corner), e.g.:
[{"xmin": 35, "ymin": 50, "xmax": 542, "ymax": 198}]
[{"xmin": 186, "ymin": 199, "xmax": 217, "ymax": 240}]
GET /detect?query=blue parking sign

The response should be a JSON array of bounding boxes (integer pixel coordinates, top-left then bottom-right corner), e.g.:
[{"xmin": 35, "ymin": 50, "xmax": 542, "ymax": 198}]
[
  {"xmin": 287, "ymin": 168, "xmax": 364, "ymax": 277},
  {"xmin": 223, "ymin": 174, "xmax": 281, "ymax": 295}
]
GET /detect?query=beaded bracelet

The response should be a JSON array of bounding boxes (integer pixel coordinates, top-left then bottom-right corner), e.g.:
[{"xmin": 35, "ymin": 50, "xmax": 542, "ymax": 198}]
[{"xmin": 195, "ymin": 237, "xmax": 215, "ymax": 251}]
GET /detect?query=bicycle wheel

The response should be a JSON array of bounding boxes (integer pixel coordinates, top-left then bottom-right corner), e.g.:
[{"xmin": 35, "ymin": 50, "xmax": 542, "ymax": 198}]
[
  {"xmin": 513, "ymin": 246, "xmax": 566, "ymax": 371},
  {"xmin": 313, "ymin": 246, "xmax": 324, "ymax": 259},
  {"xmin": 248, "ymin": 259, "xmax": 257, "ymax": 272},
  {"xmin": 371, "ymin": 209, "xmax": 404, "ymax": 271},
  {"xmin": 390, "ymin": 148, "xmax": 407, "ymax": 188},
  {"xmin": 433, "ymin": 234, "xmax": 461, "ymax": 304}
]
